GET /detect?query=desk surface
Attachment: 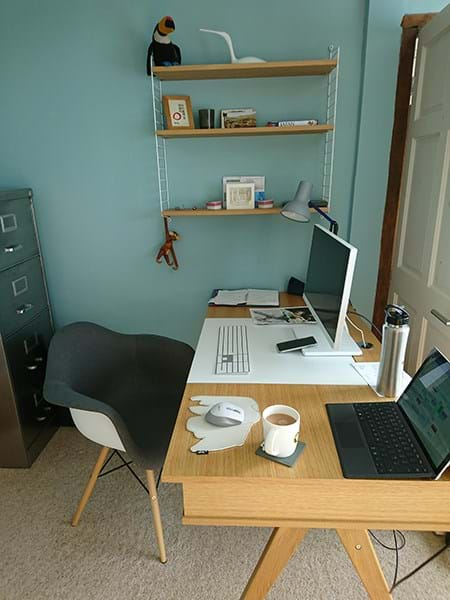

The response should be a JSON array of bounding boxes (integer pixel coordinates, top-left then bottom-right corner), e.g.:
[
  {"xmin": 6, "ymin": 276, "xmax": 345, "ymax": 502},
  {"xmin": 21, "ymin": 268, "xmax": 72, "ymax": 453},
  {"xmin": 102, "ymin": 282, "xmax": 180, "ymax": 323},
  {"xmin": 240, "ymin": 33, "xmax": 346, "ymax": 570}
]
[{"xmin": 162, "ymin": 293, "xmax": 450, "ymax": 531}]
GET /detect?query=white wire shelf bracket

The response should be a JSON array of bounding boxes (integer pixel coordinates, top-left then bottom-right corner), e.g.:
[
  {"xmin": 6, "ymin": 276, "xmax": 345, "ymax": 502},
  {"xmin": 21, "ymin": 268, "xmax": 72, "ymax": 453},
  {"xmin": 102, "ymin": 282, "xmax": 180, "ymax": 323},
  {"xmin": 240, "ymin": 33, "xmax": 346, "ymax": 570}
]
[
  {"xmin": 151, "ymin": 58, "xmax": 170, "ymax": 213},
  {"xmin": 322, "ymin": 45, "xmax": 340, "ymax": 207}
]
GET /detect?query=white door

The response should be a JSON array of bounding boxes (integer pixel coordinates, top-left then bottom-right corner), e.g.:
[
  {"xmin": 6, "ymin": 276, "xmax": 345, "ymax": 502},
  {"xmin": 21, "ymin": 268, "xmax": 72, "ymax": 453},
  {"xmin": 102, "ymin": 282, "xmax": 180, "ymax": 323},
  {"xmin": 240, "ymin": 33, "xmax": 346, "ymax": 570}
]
[{"xmin": 389, "ymin": 4, "xmax": 450, "ymax": 374}]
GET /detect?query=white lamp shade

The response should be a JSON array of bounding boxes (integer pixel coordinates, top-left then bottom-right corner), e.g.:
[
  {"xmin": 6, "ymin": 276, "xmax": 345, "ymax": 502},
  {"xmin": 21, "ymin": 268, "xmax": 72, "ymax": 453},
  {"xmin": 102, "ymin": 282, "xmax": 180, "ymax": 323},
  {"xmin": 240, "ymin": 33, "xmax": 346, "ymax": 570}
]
[{"xmin": 281, "ymin": 181, "xmax": 313, "ymax": 222}]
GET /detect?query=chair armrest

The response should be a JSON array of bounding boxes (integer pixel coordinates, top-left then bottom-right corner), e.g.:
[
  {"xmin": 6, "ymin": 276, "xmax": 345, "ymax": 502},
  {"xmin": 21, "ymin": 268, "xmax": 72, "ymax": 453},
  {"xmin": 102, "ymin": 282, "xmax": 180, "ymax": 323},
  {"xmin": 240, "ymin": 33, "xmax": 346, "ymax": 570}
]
[{"xmin": 44, "ymin": 380, "xmax": 119, "ymax": 418}]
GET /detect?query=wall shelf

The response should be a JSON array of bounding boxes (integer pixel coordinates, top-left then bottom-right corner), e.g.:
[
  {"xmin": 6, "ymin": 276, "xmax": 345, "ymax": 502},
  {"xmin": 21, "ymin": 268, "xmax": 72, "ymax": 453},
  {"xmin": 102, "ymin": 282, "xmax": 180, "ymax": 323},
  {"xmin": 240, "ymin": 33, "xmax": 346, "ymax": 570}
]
[
  {"xmin": 151, "ymin": 48, "xmax": 339, "ymax": 268},
  {"xmin": 156, "ymin": 125, "xmax": 333, "ymax": 139},
  {"xmin": 152, "ymin": 59, "xmax": 337, "ymax": 81},
  {"xmin": 162, "ymin": 207, "xmax": 328, "ymax": 217}
]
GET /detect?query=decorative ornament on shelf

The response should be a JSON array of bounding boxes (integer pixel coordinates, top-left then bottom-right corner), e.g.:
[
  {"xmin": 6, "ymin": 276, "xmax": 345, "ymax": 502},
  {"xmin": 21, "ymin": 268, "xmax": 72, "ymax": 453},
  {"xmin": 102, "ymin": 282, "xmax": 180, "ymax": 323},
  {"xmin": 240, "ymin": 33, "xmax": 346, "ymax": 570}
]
[
  {"xmin": 156, "ymin": 217, "xmax": 180, "ymax": 270},
  {"xmin": 147, "ymin": 16, "xmax": 181, "ymax": 74},
  {"xmin": 199, "ymin": 29, "xmax": 265, "ymax": 64}
]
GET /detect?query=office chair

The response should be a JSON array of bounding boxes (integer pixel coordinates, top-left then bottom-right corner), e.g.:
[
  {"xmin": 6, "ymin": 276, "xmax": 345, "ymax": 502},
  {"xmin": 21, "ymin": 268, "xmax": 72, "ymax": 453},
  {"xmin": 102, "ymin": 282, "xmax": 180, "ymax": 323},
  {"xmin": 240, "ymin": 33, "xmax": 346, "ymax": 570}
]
[{"xmin": 43, "ymin": 322, "xmax": 194, "ymax": 563}]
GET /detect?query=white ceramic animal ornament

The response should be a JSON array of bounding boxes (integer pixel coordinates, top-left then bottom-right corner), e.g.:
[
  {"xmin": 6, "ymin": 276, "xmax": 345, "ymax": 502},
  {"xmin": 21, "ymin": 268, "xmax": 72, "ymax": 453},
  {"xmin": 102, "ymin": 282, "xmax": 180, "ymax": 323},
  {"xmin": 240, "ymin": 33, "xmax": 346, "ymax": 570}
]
[
  {"xmin": 200, "ymin": 29, "xmax": 266, "ymax": 64},
  {"xmin": 187, "ymin": 395, "xmax": 260, "ymax": 452}
]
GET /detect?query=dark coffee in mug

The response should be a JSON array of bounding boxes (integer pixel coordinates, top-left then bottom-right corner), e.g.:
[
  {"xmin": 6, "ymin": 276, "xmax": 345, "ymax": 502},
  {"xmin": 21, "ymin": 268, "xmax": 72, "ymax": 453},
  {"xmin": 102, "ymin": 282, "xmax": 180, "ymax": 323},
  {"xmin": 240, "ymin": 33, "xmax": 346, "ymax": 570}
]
[{"xmin": 266, "ymin": 413, "xmax": 296, "ymax": 426}]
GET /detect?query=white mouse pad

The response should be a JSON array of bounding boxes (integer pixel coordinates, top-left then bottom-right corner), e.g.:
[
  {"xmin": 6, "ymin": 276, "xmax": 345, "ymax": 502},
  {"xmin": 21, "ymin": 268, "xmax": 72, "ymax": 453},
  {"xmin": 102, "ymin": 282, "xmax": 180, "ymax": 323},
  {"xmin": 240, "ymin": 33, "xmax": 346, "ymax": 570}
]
[{"xmin": 187, "ymin": 395, "xmax": 260, "ymax": 453}]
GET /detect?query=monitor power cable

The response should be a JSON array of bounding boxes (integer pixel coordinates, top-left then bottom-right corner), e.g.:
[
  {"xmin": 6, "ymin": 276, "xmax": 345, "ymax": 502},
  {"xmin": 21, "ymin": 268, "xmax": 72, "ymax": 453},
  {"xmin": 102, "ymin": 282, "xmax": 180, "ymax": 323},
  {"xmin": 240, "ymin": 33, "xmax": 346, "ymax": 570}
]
[
  {"xmin": 368, "ymin": 530, "xmax": 450, "ymax": 592},
  {"xmin": 347, "ymin": 310, "xmax": 382, "ymax": 337},
  {"xmin": 346, "ymin": 315, "xmax": 371, "ymax": 349}
]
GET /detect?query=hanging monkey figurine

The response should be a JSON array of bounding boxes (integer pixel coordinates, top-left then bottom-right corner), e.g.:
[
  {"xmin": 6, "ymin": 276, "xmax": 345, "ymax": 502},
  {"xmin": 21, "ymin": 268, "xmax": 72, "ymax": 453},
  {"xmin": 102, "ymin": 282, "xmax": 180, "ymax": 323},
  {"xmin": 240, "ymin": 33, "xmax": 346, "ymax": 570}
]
[{"xmin": 156, "ymin": 218, "xmax": 180, "ymax": 270}]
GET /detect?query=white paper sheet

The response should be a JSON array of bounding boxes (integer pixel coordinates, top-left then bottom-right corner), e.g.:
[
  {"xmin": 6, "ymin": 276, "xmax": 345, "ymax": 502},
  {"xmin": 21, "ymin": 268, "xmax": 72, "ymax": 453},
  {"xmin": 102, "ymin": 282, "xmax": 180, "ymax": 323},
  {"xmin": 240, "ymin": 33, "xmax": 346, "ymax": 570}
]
[
  {"xmin": 351, "ymin": 362, "xmax": 412, "ymax": 397},
  {"xmin": 246, "ymin": 289, "xmax": 279, "ymax": 306},
  {"xmin": 211, "ymin": 290, "xmax": 247, "ymax": 305},
  {"xmin": 210, "ymin": 289, "xmax": 279, "ymax": 306}
]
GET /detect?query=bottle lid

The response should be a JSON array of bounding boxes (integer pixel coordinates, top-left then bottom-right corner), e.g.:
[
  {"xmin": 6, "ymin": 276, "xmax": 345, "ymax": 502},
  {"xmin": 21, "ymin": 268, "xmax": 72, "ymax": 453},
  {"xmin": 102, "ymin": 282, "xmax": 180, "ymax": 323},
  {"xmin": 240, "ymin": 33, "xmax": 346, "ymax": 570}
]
[{"xmin": 385, "ymin": 304, "xmax": 409, "ymax": 326}]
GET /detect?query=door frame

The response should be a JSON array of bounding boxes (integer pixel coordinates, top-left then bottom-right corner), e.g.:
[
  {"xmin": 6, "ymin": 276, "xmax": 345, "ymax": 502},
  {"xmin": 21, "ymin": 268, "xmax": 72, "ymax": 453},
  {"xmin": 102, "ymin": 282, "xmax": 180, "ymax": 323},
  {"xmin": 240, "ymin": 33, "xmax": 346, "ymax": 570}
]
[{"xmin": 372, "ymin": 13, "xmax": 436, "ymax": 336}]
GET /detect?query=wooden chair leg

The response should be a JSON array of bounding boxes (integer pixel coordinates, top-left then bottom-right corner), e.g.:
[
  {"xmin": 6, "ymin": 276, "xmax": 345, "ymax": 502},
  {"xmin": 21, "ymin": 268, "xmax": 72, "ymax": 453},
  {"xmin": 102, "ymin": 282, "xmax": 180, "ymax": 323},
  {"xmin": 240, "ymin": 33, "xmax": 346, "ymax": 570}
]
[
  {"xmin": 146, "ymin": 470, "xmax": 167, "ymax": 563},
  {"xmin": 71, "ymin": 446, "xmax": 110, "ymax": 527}
]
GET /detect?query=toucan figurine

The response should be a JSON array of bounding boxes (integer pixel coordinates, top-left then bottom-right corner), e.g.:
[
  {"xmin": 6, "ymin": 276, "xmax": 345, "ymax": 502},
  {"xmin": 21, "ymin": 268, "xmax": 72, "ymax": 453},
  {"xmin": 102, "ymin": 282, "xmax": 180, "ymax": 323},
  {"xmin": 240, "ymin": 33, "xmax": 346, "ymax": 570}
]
[{"xmin": 147, "ymin": 16, "xmax": 181, "ymax": 74}]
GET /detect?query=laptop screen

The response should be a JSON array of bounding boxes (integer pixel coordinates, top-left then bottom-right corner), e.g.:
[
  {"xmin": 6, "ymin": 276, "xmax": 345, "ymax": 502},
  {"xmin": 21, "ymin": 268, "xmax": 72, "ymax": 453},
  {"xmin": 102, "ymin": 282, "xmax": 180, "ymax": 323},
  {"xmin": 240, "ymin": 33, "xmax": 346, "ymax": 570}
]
[{"xmin": 398, "ymin": 348, "xmax": 450, "ymax": 473}]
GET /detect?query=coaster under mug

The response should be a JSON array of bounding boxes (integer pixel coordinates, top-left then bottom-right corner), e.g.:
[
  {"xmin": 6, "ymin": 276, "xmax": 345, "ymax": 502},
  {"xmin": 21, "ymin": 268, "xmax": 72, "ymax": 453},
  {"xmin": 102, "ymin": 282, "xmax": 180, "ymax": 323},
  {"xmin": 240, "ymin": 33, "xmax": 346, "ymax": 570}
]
[{"xmin": 256, "ymin": 441, "xmax": 306, "ymax": 467}]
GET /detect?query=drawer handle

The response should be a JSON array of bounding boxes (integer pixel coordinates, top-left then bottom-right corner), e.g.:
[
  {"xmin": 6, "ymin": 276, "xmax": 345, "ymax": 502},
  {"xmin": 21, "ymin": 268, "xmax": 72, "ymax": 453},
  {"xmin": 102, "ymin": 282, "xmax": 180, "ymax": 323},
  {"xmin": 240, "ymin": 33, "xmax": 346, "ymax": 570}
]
[
  {"xmin": 4, "ymin": 243, "xmax": 23, "ymax": 253},
  {"xmin": 16, "ymin": 303, "xmax": 33, "ymax": 315},
  {"xmin": 27, "ymin": 363, "xmax": 39, "ymax": 371},
  {"xmin": 431, "ymin": 309, "xmax": 450, "ymax": 327}
]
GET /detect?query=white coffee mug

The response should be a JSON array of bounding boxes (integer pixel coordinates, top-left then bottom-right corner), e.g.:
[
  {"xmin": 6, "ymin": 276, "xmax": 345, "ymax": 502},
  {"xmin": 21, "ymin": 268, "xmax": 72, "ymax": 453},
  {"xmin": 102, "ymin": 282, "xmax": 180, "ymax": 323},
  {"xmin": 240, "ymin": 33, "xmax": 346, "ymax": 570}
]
[{"xmin": 262, "ymin": 404, "xmax": 300, "ymax": 458}]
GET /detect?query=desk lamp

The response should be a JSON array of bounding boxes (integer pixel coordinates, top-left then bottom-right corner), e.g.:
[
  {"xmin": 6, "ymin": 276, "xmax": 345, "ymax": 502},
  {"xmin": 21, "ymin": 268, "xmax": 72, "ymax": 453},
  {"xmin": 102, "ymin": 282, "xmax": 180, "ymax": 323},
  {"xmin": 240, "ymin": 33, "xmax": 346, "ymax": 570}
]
[{"xmin": 281, "ymin": 181, "xmax": 339, "ymax": 235}]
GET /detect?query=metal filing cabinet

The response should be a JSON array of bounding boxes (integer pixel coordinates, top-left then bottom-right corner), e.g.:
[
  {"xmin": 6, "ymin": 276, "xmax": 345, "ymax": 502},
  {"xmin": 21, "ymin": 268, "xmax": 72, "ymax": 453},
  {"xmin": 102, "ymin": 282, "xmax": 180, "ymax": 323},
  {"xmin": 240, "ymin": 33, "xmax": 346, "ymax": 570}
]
[{"xmin": 0, "ymin": 189, "xmax": 57, "ymax": 467}]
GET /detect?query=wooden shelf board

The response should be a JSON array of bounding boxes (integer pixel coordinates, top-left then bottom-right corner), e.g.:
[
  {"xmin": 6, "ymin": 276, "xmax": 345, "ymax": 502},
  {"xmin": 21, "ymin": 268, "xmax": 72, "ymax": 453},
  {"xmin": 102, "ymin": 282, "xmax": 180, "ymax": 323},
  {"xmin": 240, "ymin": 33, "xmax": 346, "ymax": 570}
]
[
  {"xmin": 161, "ymin": 207, "xmax": 328, "ymax": 217},
  {"xmin": 156, "ymin": 125, "xmax": 333, "ymax": 139},
  {"xmin": 152, "ymin": 59, "xmax": 337, "ymax": 81}
]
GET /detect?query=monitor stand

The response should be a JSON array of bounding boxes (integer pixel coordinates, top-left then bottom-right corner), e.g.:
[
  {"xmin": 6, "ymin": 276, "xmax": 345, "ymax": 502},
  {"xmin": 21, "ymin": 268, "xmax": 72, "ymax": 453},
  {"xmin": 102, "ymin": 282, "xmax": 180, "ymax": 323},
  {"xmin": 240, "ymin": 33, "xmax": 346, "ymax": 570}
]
[{"xmin": 292, "ymin": 325, "xmax": 362, "ymax": 357}]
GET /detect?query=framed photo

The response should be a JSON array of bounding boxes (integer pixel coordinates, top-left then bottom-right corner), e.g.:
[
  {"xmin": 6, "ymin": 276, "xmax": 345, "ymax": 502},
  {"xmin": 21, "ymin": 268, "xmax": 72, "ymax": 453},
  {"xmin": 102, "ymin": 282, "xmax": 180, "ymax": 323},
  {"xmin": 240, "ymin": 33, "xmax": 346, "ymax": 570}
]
[
  {"xmin": 221, "ymin": 108, "xmax": 256, "ymax": 128},
  {"xmin": 225, "ymin": 182, "xmax": 255, "ymax": 210},
  {"xmin": 163, "ymin": 95, "xmax": 194, "ymax": 129}
]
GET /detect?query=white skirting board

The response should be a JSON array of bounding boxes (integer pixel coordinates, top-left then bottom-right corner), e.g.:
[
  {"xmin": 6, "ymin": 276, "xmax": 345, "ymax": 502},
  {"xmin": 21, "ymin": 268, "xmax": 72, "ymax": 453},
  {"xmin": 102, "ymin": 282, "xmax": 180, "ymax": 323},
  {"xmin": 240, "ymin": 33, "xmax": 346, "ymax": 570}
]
[{"xmin": 188, "ymin": 318, "xmax": 365, "ymax": 385}]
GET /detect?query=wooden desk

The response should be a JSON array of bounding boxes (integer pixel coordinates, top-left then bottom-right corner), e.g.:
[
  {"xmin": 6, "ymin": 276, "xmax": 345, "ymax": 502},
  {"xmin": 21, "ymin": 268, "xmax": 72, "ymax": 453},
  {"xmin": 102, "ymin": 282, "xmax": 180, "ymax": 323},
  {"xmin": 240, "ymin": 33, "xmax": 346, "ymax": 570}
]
[{"xmin": 162, "ymin": 293, "xmax": 450, "ymax": 599}]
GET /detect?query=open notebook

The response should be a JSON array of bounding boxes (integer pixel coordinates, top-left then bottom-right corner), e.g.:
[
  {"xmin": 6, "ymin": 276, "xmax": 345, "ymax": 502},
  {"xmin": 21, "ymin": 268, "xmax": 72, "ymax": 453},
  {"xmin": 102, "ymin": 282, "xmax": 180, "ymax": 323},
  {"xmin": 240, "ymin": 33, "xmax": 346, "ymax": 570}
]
[{"xmin": 208, "ymin": 289, "xmax": 279, "ymax": 307}]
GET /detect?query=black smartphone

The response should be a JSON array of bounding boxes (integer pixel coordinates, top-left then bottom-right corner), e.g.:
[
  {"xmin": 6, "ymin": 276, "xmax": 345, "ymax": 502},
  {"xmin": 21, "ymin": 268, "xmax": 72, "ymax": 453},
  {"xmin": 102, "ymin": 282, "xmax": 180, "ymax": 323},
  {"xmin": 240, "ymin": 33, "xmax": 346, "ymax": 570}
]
[{"xmin": 276, "ymin": 336, "xmax": 318, "ymax": 353}]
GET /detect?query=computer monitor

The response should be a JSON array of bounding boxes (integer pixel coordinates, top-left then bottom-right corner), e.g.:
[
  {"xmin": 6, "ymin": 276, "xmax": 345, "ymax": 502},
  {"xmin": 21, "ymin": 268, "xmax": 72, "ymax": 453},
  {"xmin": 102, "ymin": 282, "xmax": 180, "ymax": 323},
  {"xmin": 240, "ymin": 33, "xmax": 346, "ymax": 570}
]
[{"xmin": 301, "ymin": 225, "xmax": 362, "ymax": 356}]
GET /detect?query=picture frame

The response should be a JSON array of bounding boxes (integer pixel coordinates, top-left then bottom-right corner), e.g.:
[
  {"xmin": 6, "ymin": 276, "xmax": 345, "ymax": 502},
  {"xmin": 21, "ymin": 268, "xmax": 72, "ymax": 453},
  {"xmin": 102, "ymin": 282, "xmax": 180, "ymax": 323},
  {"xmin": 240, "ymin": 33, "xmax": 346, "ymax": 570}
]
[
  {"xmin": 221, "ymin": 108, "xmax": 257, "ymax": 128},
  {"xmin": 225, "ymin": 182, "xmax": 255, "ymax": 210},
  {"xmin": 163, "ymin": 95, "xmax": 194, "ymax": 130}
]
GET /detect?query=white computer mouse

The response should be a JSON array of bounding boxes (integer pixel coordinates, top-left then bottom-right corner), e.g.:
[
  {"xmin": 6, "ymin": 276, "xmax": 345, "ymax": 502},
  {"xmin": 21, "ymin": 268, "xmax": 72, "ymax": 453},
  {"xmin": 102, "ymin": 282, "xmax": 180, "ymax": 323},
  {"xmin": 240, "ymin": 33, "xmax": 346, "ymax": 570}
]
[{"xmin": 204, "ymin": 402, "xmax": 245, "ymax": 427}]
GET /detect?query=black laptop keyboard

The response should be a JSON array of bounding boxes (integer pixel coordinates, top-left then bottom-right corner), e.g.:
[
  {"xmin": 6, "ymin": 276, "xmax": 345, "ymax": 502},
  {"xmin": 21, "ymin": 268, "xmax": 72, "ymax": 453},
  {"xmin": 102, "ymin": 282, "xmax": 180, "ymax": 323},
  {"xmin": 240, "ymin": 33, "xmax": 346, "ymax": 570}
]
[{"xmin": 353, "ymin": 403, "xmax": 430, "ymax": 475}]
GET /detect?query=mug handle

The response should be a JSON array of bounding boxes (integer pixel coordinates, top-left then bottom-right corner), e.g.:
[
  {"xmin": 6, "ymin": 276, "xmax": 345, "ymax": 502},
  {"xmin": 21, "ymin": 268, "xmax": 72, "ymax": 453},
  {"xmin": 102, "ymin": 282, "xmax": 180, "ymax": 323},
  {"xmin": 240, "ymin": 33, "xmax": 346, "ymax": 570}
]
[{"xmin": 264, "ymin": 429, "xmax": 280, "ymax": 456}]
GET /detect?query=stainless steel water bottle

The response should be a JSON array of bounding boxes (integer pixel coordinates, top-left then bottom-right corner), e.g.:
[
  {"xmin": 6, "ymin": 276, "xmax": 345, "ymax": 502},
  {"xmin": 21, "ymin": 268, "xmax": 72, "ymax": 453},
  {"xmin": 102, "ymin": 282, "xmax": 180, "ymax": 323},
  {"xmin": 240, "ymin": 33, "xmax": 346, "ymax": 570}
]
[{"xmin": 376, "ymin": 304, "xmax": 410, "ymax": 397}]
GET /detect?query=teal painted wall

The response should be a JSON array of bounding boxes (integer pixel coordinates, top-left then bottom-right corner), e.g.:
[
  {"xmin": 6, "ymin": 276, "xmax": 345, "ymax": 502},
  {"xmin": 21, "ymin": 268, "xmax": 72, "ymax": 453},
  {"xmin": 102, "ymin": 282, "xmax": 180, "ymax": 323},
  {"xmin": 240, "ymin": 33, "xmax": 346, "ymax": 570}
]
[
  {"xmin": 1, "ymin": 0, "xmax": 443, "ymax": 345},
  {"xmin": 0, "ymin": 0, "xmax": 366, "ymax": 344},
  {"xmin": 350, "ymin": 0, "xmax": 448, "ymax": 319}
]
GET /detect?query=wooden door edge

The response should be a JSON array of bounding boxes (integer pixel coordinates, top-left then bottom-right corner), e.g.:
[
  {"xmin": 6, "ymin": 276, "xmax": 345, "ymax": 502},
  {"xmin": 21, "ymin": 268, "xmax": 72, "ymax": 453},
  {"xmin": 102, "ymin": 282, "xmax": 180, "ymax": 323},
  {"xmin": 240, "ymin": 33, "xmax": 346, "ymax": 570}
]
[
  {"xmin": 372, "ymin": 23, "xmax": 422, "ymax": 337},
  {"xmin": 401, "ymin": 13, "xmax": 436, "ymax": 30}
]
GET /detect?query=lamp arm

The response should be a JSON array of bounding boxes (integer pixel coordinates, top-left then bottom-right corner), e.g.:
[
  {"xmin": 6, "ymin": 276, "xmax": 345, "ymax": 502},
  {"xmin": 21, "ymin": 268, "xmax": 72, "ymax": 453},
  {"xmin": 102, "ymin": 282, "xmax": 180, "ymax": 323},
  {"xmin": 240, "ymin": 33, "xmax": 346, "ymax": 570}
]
[{"xmin": 308, "ymin": 204, "xmax": 339, "ymax": 235}]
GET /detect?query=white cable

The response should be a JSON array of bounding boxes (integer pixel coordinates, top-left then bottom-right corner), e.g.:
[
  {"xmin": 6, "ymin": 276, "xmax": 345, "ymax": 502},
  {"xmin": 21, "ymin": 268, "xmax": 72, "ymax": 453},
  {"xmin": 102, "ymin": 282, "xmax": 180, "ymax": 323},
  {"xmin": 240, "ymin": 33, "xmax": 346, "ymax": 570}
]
[{"xmin": 346, "ymin": 315, "xmax": 367, "ymax": 349}]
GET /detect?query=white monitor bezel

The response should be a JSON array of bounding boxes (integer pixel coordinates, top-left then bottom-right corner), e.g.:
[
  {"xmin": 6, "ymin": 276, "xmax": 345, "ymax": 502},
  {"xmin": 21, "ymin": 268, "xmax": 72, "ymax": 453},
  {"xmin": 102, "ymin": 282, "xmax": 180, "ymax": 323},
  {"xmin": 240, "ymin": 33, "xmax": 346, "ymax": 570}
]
[{"xmin": 303, "ymin": 225, "xmax": 358, "ymax": 351}]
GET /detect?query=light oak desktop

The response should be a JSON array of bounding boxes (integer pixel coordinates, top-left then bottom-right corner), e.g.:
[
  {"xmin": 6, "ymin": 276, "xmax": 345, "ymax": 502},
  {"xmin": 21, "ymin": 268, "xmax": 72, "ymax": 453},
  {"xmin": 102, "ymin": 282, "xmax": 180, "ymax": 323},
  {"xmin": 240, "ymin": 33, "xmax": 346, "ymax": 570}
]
[{"xmin": 162, "ymin": 293, "xmax": 450, "ymax": 600}]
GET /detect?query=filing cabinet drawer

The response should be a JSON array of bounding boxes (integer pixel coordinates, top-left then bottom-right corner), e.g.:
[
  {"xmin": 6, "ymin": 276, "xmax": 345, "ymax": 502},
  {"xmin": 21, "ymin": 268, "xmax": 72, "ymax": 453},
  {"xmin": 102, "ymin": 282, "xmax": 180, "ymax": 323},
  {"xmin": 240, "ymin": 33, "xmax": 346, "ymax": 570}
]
[
  {"xmin": 0, "ymin": 194, "xmax": 38, "ymax": 272},
  {"xmin": 4, "ymin": 310, "xmax": 54, "ymax": 448},
  {"xmin": 0, "ymin": 256, "xmax": 47, "ymax": 337}
]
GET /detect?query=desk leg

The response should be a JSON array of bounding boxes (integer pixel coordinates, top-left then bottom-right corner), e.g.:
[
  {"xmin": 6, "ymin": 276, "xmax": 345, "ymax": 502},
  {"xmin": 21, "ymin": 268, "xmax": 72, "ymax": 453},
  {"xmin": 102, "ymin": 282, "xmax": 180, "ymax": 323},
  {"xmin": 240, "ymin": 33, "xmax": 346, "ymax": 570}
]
[
  {"xmin": 240, "ymin": 527, "xmax": 308, "ymax": 600},
  {"xmin": 337, "ymin": 529, "xmax": 392, "ymax": 600}
]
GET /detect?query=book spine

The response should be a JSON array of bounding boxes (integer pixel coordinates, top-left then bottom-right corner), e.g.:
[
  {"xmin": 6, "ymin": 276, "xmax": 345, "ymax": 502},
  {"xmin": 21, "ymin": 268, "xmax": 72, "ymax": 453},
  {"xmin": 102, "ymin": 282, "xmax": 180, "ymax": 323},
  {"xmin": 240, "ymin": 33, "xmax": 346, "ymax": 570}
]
[{"xmin": 277, "ymin": 120, "xmax": 318, "ymax": 127}]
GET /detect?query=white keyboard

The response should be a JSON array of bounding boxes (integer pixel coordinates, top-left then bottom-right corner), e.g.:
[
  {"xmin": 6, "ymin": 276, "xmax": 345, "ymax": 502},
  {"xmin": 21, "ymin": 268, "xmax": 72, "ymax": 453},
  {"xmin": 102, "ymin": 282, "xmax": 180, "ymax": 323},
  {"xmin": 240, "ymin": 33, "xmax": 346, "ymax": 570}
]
[{"xmin": 215, "ymin": 325, "xmax": 250, "ymax": 375}]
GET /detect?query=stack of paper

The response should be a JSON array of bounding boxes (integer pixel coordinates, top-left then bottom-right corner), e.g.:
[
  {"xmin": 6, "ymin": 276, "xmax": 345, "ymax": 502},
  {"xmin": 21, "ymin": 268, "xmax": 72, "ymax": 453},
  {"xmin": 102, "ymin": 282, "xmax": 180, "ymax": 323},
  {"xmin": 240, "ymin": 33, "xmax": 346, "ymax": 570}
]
[{"xmin": 209, "ymin": 289, "xmax": 279, "ymax": 307}]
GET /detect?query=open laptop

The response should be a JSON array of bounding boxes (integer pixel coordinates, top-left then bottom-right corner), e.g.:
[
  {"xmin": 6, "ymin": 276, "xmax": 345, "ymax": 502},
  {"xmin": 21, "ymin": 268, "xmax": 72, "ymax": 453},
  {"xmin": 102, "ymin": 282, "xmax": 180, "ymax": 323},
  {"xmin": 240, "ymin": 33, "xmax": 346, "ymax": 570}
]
[{"xmin": 327, "ymin": 348, "xmax": 450, "ymax": 479}]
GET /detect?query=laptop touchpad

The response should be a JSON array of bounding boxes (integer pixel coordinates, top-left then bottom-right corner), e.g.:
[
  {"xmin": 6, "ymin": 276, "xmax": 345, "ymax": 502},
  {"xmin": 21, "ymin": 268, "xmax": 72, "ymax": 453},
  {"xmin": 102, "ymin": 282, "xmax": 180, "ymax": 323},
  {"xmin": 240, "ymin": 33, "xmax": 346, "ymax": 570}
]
[{"xmin": 336, "ymin": 422, "xmax": 365, "ymax": 448}]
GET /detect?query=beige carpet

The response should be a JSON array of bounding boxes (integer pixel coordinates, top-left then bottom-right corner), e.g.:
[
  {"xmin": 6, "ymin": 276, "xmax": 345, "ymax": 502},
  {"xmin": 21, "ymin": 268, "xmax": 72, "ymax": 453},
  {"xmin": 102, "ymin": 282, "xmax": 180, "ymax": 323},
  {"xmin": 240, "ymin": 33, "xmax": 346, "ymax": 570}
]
[{"xmin": 1, "ymin": 428, "xmax": 449, "ymax": 600}]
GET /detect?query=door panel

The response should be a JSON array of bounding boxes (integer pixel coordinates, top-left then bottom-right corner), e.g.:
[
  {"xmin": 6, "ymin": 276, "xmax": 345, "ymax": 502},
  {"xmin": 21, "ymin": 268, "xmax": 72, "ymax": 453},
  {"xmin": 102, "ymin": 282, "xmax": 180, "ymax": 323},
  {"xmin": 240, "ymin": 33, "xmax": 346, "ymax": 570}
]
[
  {"xmin": 417, "ymin": 31, "xmax": 450, "ymax": 118},
  {"xmin": 421, "ymin": 316, "xmax": 450, "ymax": 366},
  {"xmin": 398, "ymin": 134, "xmax": 439, "ymax": 278},
  {"xmin": 389, "ymin": 5, "xmax": 450, "ymax": 372},
  {"xmin": 432, "ymin": 136, "xmax": 450, "ymax": 296}
]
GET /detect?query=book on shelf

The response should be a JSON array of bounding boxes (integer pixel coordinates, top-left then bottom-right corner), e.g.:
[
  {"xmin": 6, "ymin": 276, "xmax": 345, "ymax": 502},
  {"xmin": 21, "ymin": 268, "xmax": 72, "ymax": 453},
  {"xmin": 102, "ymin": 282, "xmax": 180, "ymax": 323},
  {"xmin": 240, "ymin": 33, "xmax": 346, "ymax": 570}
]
[
  {"xmin": 208, "ymin": 289, "xmax": 279, "ymax": 307},
  {"xmin": 266, "ymin": 119, "xmax": 319, "ymax": 127}
]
